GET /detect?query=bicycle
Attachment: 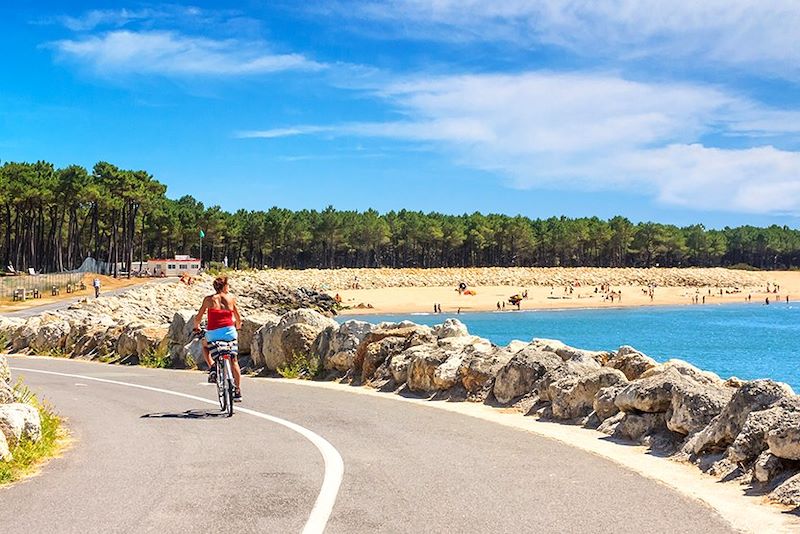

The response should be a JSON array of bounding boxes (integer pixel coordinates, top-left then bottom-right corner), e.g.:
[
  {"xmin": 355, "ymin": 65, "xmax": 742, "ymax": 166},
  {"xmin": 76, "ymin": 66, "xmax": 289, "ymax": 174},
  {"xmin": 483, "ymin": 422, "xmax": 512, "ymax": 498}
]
[
  {"xmin": 209, "ymin": 340, "xmax": 238, "ymax": 417},
  {"xmin": 194, "ymin": 329, "xmax": 238, "ymax": 417}
]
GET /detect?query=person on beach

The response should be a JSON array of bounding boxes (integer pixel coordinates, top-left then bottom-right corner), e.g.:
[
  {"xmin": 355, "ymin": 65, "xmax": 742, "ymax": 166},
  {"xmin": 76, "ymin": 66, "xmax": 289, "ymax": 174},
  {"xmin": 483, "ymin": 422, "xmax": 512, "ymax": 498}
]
[
  {"xmin": 194, "ymin": 276, "xmax": 243, "ymax": 401},
  {"xmin": 92, "ymin": 277, "xmax": 101, "ymax": 298},
  {"xmin": 766, "ymin": 297, "xmax": 770, "ymax": 305},
  {"xmin": 497, "ymin": 302, "xmax": 501, "ymax": 311}
]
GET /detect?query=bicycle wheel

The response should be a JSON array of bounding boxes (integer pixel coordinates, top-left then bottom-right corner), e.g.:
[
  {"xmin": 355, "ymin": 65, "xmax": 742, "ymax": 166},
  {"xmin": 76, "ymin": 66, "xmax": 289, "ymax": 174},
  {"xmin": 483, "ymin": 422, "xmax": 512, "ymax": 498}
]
[
  {"xmin": 216, "ymin": 361, "xmax": 227, "ymax": 412},
  {"xmin": 226, "ymin": 380, "xmax": 234, "ymax": 417}
]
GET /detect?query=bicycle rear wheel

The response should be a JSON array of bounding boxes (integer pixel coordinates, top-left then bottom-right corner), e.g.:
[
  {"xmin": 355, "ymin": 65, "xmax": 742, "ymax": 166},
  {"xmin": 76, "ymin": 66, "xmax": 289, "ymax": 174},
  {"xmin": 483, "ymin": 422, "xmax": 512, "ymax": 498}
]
[{"xmin": 216, "ymin": 361, "xmax": 227, "ymax": 412}]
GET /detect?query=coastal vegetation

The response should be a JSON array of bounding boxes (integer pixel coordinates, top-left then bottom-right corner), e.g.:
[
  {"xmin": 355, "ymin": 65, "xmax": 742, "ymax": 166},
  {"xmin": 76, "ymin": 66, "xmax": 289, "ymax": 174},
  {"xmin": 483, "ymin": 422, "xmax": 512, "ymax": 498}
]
[
  {"xmin": 0, "ymin": 379, "xmax": 65, "ymax": 485},
  {"xmin": 2, "ymin": 160, "xmax": 800, "ymax": 273}
]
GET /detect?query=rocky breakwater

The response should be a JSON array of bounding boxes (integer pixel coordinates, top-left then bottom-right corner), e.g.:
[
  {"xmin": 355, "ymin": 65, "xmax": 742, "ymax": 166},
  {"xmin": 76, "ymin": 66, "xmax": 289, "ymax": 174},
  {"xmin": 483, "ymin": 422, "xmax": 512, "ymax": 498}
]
[
  {"xmin": 0, "ymin": 355, "xmax": 43, "ymax": 462},
  {"xmin": 240, "ymin": 309, "xmax": 800, "ymax": 509},
  {"xmin": 261, "ymin": 266, "xmax": 766, "ymax": 290},
  {"xmin": 0, "ymin": 273, "xmax": 336, "ymax": 368}
]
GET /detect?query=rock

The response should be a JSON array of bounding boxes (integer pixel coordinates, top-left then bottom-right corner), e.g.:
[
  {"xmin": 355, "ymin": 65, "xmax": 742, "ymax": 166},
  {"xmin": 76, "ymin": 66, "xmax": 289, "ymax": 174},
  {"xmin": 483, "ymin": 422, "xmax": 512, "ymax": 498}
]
[
  {"xmin": 323, "ymin": 320, "xmax": 373, "ymax": 372},
  {"xmin": 363, "ymin": 337, "xmax": 406, "ymax": 380},
  {"xmin": 167, "ymin": 309, "xmax": 196, "ymax": 347},
  {"xmin": 0, "ymin": 381, "xmax": 14, "ymax": 404},
  {"xmin": 615, "ymin": 368, "xmax": 692, "ymax": 414},
  {"xmin": 599, "ymin": 411, "xmax": 669, "ymax": 442},
  {"xmin": 770, "ymin": 472, "xmax": 800, "ymax": 506},
  {"xmin": 753, "ymin": 451, "xmax": 787, "ymax": 483},
  {"xmin": 667, "ymin": 381, "xmax": 734, "ymax": 435},
  {"xmin": 768, "ymin": 424, "xmax": 800, "ymax": 461},
  {"xmin": 594, "ymin": 384, "xmax": 626, "ymax": 421},
  {"xmin": 116, "ymin": 325, "xmax": 143, "ymax": 358},
  {"xmin": 434, "ymin": 318, "xmax": 469, "ymax": 339},
  {"xmin": 390, "ymin": 347, "xmax": 423, "ymax": 385},
  {"xmin": 255, "ymin": 309, "xmax": 338, "ymax": 370},
  {"xmin": 0, "ymin": 431, "xmax": 10, "ymax": 461},
  {"xmin": 29, "ymin": 319, "xmax": 70, "ymax": 354},
  {"xmin": 238, "ymin": 313, "xmax": 279, "ymax": 356},
  {"xmin": 433, "ymin": 353, "xmax": 463, "ymax": 390},
  {"xmin": 407, "ymin": 347, "xmax": 450, "ymax": 393},
  {"xmin": 460, "ymin": 347, "xmax": 514, "ymax": 395},
  {"xmin": 689, "ymin": 379, "xmax": 793, "ymax": 455},
  {"xmin": 727, "ymin": 397, "xmax": 800, "ymax": 464},
  {"xmin": 606, "ymin": 346, "xmax": 657, "ymax": 380},
  {"xmin": 352, "ymin": 325, "xmax": 435, "ymax": 376},
  {"xmin": 538, "ymin": 359, "xmax": 601, "ymax": 402},
  {"xmin": 531, "ymin": 338, "xmax": 610, "ymax": 365},
  {"xmin": 549, "ymin": 368, "xmax": 628, "ymax": 420},
  {"xmin": 0, "ymin": 402, "xmax": 41, "ymax": 447},
  {"xmin": 134, "ymin": 326, "xmax": 169, "ymax": 357},
  {"xmin": 11, "ymin": 318, "xmax": 41, "ymax": 351},
  {"xmin": 493, "ymin": 347, "xmax": 562, "ymax": 404},
  {"xmin": 640, "ymin": 359, "xmax": 722, "ymax": 387},
  {"xmin": 0, "ymin": 354, "xmax": 9, "ymax": 383}
]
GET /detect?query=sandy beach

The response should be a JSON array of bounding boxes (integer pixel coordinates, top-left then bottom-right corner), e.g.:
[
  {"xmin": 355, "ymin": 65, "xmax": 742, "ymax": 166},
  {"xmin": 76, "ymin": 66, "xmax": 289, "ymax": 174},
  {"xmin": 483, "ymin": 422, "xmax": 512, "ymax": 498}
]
[{"xmin": 303, "ymin": 268, "xmax": 800, "ymax": 315}]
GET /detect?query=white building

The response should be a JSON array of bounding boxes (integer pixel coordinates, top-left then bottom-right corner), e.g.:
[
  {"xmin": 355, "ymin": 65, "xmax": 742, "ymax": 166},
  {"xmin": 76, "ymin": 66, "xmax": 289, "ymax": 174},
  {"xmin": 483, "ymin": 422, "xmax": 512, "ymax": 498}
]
[{"xmin": 146, "ymin": 255, "xmax": 201, "ymax": 277}]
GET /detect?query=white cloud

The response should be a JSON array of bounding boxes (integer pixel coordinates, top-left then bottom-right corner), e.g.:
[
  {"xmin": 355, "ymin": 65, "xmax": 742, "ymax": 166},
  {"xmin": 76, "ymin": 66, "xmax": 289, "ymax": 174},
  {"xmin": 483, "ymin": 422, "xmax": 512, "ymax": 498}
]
[
  {"xmin": 335, "ymin": 0, "xmax": 800, "ymax": 78},
  {"xmin": 50, "ymin": 30, "xmax": 323, "ymax": 76},
  {"xmin": 247, "ymin": 72, "xmax": 800, "ymax": 214}
]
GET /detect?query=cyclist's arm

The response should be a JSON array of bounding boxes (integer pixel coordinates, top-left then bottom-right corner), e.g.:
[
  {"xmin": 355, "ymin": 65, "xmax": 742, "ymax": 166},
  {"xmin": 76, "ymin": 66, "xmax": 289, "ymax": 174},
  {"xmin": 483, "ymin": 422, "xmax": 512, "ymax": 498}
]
[
  {"xmin": 194, "ymin": 296, "xmax": 210, "ymax": 331},
  {"xmin": 231, "ymin": 298, "xmax": 242, "ymax": 330}
]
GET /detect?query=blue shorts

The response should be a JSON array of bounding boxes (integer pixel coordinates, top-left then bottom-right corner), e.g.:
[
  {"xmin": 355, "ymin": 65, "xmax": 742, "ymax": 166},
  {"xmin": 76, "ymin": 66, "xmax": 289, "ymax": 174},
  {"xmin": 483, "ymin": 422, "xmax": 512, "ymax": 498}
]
[{"xmin": 205, "ymin": 325, "xmax": 237, "ymax": 343}]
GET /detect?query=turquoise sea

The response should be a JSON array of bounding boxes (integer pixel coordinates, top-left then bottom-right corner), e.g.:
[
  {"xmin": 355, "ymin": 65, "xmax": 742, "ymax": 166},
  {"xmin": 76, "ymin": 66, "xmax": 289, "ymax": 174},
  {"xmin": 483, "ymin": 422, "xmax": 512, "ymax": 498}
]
[{"xmin": 341, "ymin": 302, "xmax": 800, "ymax": 391}]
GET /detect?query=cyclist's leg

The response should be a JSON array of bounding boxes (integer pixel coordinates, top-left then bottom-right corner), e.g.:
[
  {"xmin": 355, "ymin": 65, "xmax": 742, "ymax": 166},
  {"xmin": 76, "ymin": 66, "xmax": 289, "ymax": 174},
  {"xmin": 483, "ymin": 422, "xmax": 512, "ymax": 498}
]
[
  {"xmin": 232, "ymin": 356, "xmax": 241, "ymax": 389},
  {"xmin": 202, "ymin": 338, "xmax": 213, "ymax": 370}
]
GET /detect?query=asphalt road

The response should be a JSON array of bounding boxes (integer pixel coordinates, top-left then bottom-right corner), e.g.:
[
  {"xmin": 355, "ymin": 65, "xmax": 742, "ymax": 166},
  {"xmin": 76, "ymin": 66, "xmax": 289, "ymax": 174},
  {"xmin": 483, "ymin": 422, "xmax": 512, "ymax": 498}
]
[{"xmin": 2, "ymin": 356, "xmax": 737, "ymax": 534}]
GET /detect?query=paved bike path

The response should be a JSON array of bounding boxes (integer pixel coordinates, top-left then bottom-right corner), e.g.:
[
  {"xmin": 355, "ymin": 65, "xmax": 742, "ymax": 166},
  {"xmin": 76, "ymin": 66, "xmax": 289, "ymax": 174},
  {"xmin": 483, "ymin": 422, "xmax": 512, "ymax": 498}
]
[{"xmin": 2, "ymin": 357, "xmax": 736, "ymax": 533}]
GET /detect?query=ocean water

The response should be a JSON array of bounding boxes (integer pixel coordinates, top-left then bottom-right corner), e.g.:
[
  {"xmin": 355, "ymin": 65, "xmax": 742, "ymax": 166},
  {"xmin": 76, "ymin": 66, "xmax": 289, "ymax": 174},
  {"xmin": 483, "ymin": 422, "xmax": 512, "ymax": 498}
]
[{"xmin": 340, "ymin": 302, "xmax": 800, "ymax": 391}]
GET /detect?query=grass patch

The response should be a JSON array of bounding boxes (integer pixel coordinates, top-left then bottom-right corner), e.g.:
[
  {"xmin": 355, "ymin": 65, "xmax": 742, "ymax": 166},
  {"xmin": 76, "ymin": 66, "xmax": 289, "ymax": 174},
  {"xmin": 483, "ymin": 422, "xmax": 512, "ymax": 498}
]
[
  {"xmin": 47, "ymin": 347, "xmax": 69, "ymax": 359},
  {"xmin": 277, "ymin": 351, "xmax": 321, "ymax": 380},
  {"xmin": 0, "ymin": 332, "xmax": 8, "ymax": 350},
  {"xmin": 139, "ymin": 345, "xmax": 171, "ymax": 369},
  {"xmin": 0, "ymin": 380, "xmax": 67, "ymax": 485}
]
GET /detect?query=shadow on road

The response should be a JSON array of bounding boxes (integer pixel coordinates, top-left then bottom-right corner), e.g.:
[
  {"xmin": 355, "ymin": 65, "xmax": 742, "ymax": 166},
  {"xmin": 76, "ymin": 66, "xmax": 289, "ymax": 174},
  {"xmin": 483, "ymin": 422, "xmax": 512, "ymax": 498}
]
[{"xmin": 140, "ymin": 409, "xmax": 226, "ymax": 420}]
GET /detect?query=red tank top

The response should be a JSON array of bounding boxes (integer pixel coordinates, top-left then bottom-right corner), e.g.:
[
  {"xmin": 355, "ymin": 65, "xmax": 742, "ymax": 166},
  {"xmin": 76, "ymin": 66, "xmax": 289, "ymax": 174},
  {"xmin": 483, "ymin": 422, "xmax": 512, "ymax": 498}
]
[{"xmin": 207, "ymin": 308, "xmax": 234, "ymax": 330}]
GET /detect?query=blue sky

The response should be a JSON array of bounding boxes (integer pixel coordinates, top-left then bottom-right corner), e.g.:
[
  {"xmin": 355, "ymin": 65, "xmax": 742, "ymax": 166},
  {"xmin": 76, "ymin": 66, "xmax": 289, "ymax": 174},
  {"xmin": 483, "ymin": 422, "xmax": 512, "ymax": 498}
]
[{"xmin": 2, "ymin": 1, "xmax": 800, "ymax": 227}]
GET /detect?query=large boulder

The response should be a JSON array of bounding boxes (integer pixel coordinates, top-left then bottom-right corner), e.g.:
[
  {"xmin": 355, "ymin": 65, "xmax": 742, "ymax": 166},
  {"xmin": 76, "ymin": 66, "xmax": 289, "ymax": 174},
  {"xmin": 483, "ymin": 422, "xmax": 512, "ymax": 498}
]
[
  {"xmin": 362, "ymin": 337, "xmax": 406, "ymax": 380},
  {"xmin": 0, "ymin": 431, "xmax": 10, "ymax": 461},
  {"xmin": 594, "ymin": 384, "xmax": 627, "ymax": 421},
  {"xmin": 323, "ymin": 320, "xmax": 373, "ymax": 372},
  {"xmin": 615, "ymin": 368, "xmax": 691, "ymax": 413},
  {"xmin": 688, "ymin": 379, "xmax": 793, "ymax": 455},
  {"xmin": 460, "ymin": 347, "xmax": 514, "ymax": 396},
  {"xmin": 768, "ymin": 424, "xmax": 800, "ymax": 461},
  {"xmin": 493, "ymin": 347, "xmax": 562, "ymax": 404},
  {"xmin": 599, "ymin": 411, "xmax": 670, "ymax": 443},
  {"xmin": 0, "ymin": 402, "xmax": 41, "ymax": 447},
  {"xmin": 116, "ymin": 325, "xmax": 143, "ymax": 358},
  {"xmin": 606, "ymin": 346, "xmax": 657, "ymax": 380},
  {"xmin": 538, "ymin": 359, "xmax": 601, "ymax": 402},
  {"xmin": 167, "ymin": 310, "xmax": 196, "ymax": 347},
  {"xmin": 134, "ymin": 326, "xmax": 169, "ymax": 357},
  {"xmin": 238, "ymin": 313, "xmax": 279, "ymax": 356},
  {"xmin": 0, "ymin": 380, "xmax": 14, "ymax": 404},
  {"xmin": 29, "ymin": 319, "xmax": 71, "ymax": 354},
  {"xmin": 407, "ymin": 346, "xmax": 450, "ymax": 393},
  {"xmin": 254, "ymin": 309, "xmax": 338, "ymax": 370},
  {"xmin": 727, "ymin": 396, "xmax": 800, "ymax": 464},
  {"xmin": 549, "ymin": 368, "xmax": 628, "ymax": 420},
  {"xmin": 433, "ymin": 353, "xmax": 464, "ymax": 390},
  {"xmin": 667, "ymin": 381, "xmax": 735, "ymax": 435},
  {"xmin": 433, "ymin": 318, "xmax": 469, "ymax": 339},
  {"xmin": 770, "ymin": 472, "xmax": 800, "ymax": 506},
  {"xmin": 531, "ymin": 338, "xmax": 610, "ymax": 366},
  {"xmin": 753, "ymin": 451, "xmax": 787, "ymax": 483},
  {"xmin": 11, "ymin": 318, "xmax": 41, "ymax": 352},
  {"xmin": 639, "ymin": 359, "xmax": 722, "ymax": 387},
  {"xmin": 0, "ymin": 354, "xmax": 10, "ymax": 383}
]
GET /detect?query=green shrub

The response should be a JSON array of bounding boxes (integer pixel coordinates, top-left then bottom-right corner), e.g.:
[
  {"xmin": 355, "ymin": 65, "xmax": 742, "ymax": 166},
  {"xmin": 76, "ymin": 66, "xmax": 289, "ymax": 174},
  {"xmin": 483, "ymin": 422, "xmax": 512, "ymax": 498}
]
[
  {"xmin": 0, "ymin": 381, "xmax": 66, "ymax": 485},
  {"xmin": 727, "ymin": 263, "xmax": 761, "ymax": 271},
  {"xmin": 139, "ymin": 345, "xmax": 171, "ymax": 369},
  {"xmin": 277, "ymin": 352, "xmax": 321, "ymax": 380}
]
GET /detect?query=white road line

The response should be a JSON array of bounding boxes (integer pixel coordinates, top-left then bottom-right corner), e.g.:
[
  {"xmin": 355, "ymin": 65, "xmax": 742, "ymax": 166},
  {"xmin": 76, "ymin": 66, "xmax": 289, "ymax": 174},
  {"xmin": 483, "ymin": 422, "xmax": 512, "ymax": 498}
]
[{"xmin": 11, "ymin": 366, "xmax": 343, "ymax": 534}]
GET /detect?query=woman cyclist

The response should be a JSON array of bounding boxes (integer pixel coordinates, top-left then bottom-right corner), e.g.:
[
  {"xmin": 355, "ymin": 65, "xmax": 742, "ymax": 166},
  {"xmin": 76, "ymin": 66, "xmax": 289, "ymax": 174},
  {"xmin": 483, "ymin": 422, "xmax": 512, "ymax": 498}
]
[{"xmin": 194, "ymin": 276, "xmax": 243, "ymax": 401}]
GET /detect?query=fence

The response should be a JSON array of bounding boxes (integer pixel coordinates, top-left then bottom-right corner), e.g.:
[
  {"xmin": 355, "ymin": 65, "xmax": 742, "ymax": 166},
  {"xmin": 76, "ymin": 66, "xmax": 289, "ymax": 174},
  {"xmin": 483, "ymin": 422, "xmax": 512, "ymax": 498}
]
[{"xmin": 0, "ymin": 272, "xmax": 86, "ymax": 302}]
